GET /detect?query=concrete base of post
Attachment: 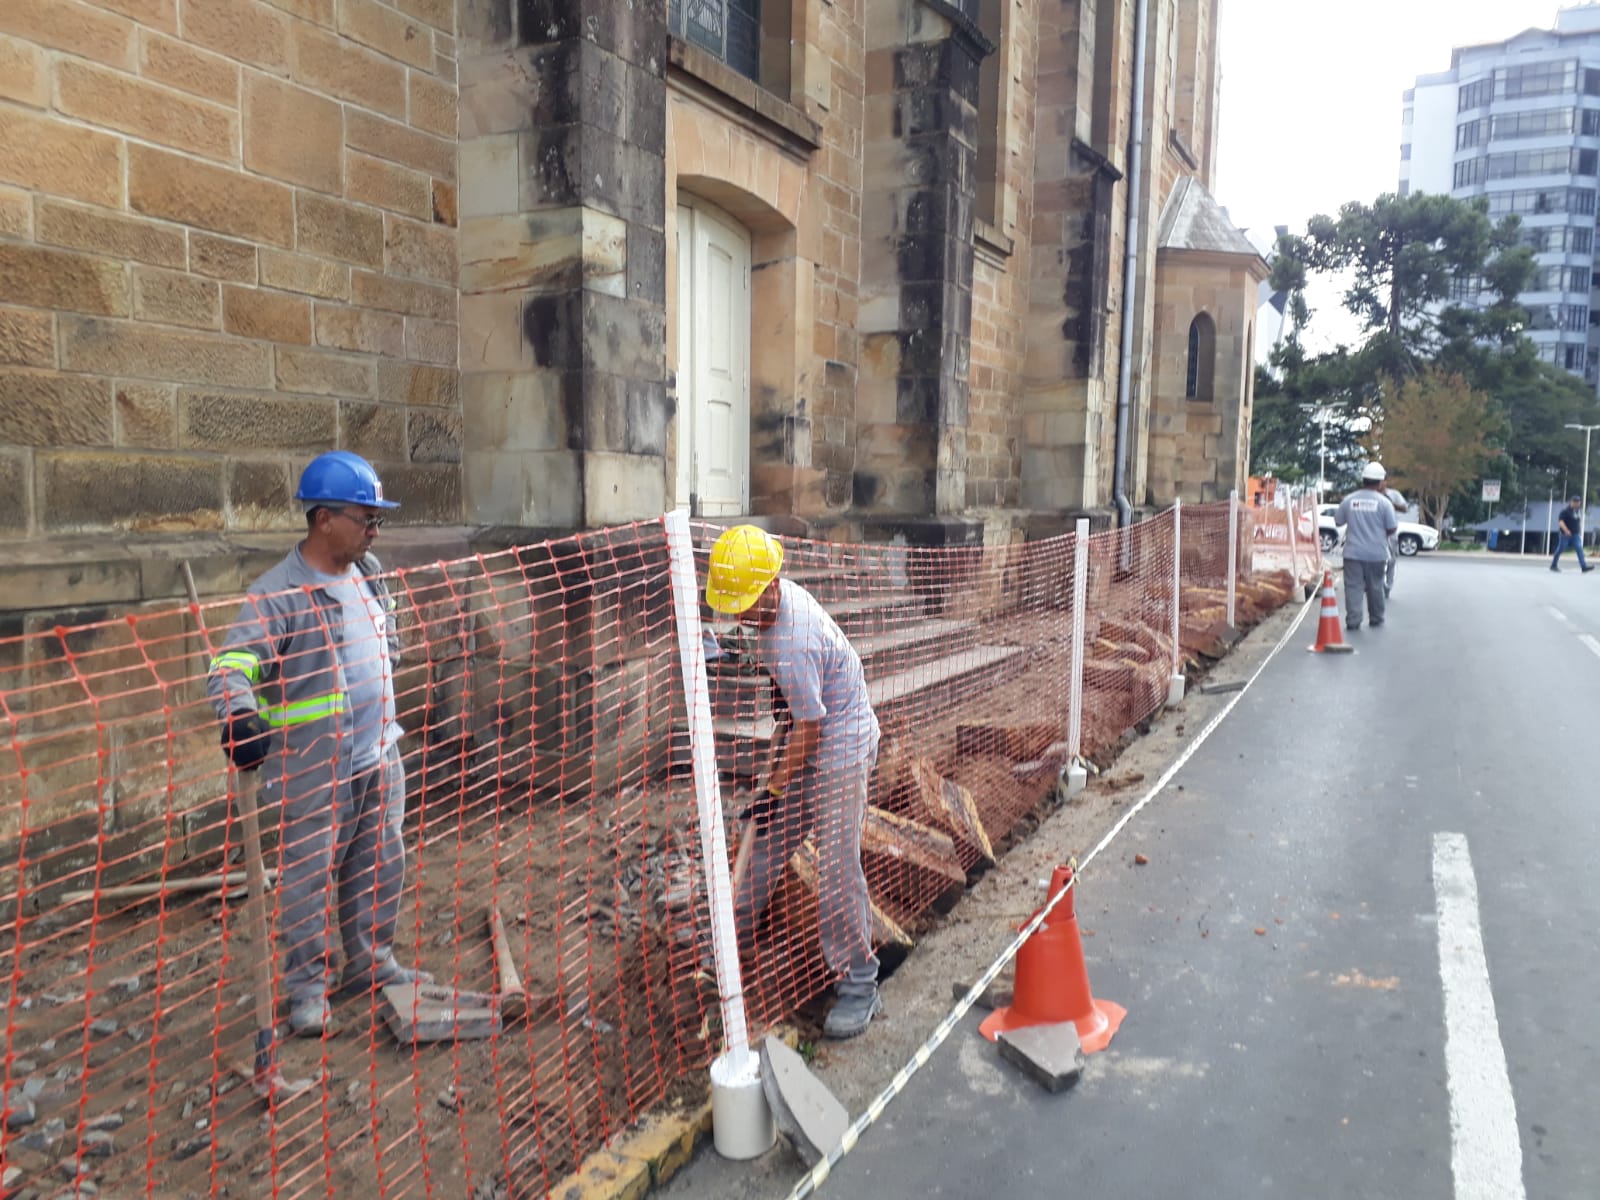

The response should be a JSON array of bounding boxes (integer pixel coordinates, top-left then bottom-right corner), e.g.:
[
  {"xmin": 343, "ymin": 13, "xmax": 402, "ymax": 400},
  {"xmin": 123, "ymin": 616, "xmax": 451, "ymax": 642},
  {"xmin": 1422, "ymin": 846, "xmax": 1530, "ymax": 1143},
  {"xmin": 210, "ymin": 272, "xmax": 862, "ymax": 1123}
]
[
  {"xmin": 1063, "ymin": 763, "xmax": 1088, "ymax": 799},
  {"xmin": 710, "ymin": 1049, "xmax": 774, "ymax": 1160},
  {"xmin": 1166, "ymin": 673, "xmax": 1185, "ymax": 707}
]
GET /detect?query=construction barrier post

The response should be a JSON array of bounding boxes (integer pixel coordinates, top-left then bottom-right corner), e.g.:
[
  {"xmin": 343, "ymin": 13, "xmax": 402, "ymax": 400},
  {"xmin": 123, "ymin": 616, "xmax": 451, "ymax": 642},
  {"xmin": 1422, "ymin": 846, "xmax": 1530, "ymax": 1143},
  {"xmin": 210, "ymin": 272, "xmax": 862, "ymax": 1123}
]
[
  {"xmin": 662, "ymin": 512, "xmax": 771, "ymax": 1158},
  {"xmin": 1065, "ymin": 518, "xmax": 1089, "ymax": 797},
  {"xmin": 1167, "ymin": 498, "xmax": 1185, "ymax": 707},
  {"xmin": 1226, "ymin": 488, "xmax": 1240, "ymax": 628}
]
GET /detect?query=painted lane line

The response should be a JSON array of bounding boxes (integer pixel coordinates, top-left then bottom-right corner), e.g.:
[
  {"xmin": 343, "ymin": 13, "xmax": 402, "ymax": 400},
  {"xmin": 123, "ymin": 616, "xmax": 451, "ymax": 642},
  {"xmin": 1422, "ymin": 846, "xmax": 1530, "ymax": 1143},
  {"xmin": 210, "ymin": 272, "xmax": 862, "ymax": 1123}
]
[
  {"xmin": 1547, "ymin": 605, "xmax": 1571, "ymax": 627},
  {"xmin": 1433, "ymin": 833, "xmax": 1525, "ymax": 1200},
  {"xmin": 1579, "ymin": 633, "xmax": 1600, "ymax": 662}
]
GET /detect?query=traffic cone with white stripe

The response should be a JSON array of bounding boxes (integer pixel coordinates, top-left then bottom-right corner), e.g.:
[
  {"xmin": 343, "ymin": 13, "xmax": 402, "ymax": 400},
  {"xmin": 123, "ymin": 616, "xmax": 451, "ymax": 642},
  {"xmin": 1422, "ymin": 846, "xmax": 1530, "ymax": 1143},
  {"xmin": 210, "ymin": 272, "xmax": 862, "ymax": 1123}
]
[{"xmin": 1310, "ymin": 570, "xmax": 1354, "ymax": 654}]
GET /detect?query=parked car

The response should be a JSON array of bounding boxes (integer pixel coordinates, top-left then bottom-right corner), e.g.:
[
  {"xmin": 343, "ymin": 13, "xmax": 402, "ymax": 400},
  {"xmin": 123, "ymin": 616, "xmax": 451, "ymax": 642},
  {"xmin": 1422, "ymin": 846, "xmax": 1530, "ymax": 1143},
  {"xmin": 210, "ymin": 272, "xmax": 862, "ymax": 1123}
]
[{"xmin": 1317, "ymin": 504, "xmax": 1440, "ymax": 556}]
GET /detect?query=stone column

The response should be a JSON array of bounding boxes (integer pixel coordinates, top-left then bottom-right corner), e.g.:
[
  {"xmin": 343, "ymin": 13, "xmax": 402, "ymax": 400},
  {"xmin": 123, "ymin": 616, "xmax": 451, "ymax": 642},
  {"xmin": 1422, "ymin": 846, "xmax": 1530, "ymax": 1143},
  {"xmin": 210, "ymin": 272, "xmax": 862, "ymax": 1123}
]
[
  {"xmin": 1021, "ymin": 0, "xmax": 1125, "ymax": 512},
  {"xmin": 855, "ymin": 0, "xmax": 989, "ymax": 521},
  {"xmin": 457, "ymin": 0, "xmax": 669, "ymax": 529}
]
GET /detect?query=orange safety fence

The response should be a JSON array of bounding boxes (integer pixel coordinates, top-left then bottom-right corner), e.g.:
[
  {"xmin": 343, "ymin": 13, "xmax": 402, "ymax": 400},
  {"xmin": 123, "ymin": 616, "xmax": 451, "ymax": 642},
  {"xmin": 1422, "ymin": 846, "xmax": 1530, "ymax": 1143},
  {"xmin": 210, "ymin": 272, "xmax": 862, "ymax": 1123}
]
[{"xmin": 0, "ymin": 505, "xmax": 1298, "ymax": 1198}]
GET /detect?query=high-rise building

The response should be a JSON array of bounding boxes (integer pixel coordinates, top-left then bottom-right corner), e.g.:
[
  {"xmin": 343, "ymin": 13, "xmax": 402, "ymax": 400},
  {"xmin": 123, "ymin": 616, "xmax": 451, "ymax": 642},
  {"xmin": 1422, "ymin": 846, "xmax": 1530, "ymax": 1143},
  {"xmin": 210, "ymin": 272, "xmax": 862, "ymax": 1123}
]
[{"xmin": 1402, "ymin": 5, "xmax": 1600, "ymax": 389}]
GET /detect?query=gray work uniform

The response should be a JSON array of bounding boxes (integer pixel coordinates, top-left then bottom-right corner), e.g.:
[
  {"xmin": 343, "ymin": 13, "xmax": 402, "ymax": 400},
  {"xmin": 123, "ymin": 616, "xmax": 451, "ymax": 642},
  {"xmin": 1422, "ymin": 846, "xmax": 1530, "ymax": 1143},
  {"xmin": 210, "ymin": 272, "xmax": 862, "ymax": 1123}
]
[
  {"xmin": 737, "ymin": 579, "xmax": 881, "ymax": 998},
  {"xmin": 1335, "ymin": 490, "xmax": 1397, "ymax": 628},
  {"xmin": 207, "ymin": 546, "xmax": 407, "ymax": 1005}
]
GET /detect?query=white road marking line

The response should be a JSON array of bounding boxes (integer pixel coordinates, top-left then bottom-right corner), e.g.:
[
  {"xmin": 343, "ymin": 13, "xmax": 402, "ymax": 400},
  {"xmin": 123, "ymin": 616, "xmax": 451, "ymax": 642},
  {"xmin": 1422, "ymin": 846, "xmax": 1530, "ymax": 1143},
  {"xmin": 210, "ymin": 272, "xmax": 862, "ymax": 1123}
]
[
  {"xmin": 1579, "ymin": 633, "xmax": 1600, "ymax": 662},
  {"xmin": 1547, "ymin": 605, "xmax": 1571, "ymax": 626},
  {"xmin": 1433, "ymin": 833, "xmax": 1525, "ymax": 1200}
]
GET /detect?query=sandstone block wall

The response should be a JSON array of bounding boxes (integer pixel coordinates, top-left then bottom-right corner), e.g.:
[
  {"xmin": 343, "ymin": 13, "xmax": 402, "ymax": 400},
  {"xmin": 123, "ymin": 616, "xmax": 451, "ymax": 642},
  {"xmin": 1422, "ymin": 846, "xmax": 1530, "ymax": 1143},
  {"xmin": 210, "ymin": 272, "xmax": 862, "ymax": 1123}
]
[{"xmin": 0, "ymin": 0, "xmax": 463, "ymax": 539}]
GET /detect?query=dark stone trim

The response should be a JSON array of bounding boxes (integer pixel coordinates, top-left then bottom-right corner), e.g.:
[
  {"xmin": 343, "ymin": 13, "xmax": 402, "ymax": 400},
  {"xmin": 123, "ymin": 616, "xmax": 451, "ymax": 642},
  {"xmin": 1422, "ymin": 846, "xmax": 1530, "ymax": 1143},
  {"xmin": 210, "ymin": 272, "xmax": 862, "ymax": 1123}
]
[
  {"xmin": 1168, "ymin": 128, "xmax": 1200, "ymax": 170},
  {"xmin": 1071, "ymin": 136, "xmax": 1125, "ymax": 182},
  {"xmin": 915, "ymin": 0, "xmax": 997, "ymax": 61}
]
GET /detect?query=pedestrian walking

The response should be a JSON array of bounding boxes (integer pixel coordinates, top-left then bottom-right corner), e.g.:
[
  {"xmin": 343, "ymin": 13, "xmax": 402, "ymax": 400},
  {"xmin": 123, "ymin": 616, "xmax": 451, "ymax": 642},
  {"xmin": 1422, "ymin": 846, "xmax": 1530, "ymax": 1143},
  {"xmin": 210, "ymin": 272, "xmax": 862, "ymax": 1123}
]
[
  {"xmin": 1336, "ymin": 463, "xmax": 1398, "ymax": 630},
  {"xmin": 207, "ymin": 451, "xmax": 431, "ymax": 1037},
  {"xmin": 704, "ymin": 525, "xmax": 883, "ymax": 1039},
  {"xmin": 1550, "ymin": 496, "xmax": 1594, "ymax": 573}
]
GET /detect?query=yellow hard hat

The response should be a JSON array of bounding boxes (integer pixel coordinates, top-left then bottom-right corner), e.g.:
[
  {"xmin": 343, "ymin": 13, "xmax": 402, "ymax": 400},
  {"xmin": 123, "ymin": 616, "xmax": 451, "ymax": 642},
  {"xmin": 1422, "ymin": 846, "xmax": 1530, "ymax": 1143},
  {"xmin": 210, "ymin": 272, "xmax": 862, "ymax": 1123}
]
[{"xmin": 705, "ymin": 525, "xmax": 784, "ymax": 614}]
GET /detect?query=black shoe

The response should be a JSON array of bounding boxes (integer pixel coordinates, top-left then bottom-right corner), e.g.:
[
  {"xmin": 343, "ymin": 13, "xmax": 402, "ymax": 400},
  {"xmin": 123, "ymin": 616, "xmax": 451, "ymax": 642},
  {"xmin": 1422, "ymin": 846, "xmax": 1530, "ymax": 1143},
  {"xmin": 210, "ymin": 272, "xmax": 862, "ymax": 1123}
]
[
  {"xmin": 1584, "ymin": 566, "xmax": 1595, "ymax": 574},
  {"xmin": 1346, "ymin": 622, "xmax": 1361, "ymax": 631},
  {"xmin": 1552, "ymin": 565, "xmax": 1562, "ymax": 573},
  {"xmin": 1371, "ymin": 619, "xmax": 1384, "ymax": 627}
]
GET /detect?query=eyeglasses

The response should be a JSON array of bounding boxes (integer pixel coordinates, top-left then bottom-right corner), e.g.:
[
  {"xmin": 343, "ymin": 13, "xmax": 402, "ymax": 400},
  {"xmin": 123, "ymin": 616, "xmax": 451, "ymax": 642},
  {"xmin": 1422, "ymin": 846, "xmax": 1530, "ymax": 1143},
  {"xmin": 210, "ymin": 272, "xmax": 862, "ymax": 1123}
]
[{"xmin": 334, "ymin": 509, "xmax": 386, "ymax": 531}]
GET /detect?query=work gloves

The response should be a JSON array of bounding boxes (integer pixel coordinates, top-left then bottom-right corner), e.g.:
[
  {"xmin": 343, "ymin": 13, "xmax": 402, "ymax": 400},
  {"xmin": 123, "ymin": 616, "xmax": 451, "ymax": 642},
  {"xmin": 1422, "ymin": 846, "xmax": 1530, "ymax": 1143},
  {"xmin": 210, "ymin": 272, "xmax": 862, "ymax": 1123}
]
[{"xmin": 221, "ymin": 711, "xmax": 271, "ymax": 772}]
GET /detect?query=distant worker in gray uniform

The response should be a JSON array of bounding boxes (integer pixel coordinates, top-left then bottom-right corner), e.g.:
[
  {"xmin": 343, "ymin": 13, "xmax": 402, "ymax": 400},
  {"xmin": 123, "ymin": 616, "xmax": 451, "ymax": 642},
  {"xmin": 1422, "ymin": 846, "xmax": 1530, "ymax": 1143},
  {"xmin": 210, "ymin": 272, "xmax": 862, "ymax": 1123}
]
[
  {"xmin": 1382, "ymin": 482, "xmax": 1407, "ymax": 597},
  {"xmin": 704, "ymin": 525, "xmax": 883, "ymax": 1039},
  {"xmin": 208, "ymin": 451, "xmax": 431, "ymax": 1037},
  {"xmin": 1336, "ymin": 462, "xmax": 1398, "ymax": 631}
]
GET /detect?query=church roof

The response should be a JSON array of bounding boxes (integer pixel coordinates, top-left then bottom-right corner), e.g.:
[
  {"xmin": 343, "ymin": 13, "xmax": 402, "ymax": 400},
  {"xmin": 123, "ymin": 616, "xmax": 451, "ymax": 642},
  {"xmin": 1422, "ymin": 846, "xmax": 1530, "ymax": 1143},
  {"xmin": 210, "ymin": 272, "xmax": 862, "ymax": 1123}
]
[{"xmin": 1157, "ymin": 176, "xmax": 1266, "ymax": 260}]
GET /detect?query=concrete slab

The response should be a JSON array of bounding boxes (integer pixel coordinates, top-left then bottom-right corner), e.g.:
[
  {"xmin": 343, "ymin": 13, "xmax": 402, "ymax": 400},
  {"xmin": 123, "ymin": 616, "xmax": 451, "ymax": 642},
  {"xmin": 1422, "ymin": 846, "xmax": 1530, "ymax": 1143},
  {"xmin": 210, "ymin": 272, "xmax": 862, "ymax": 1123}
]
[
  {"xmin": 380, "ymin": 982, "xmax": 501, "ymax": 1044},
  {"xmin": 995, "ymin": 1021, "xmax": 1086, "ymax": 1093},
  {"xmin": 759, "ymin": 1037, "xmax": 848, "ymax": 1167}
]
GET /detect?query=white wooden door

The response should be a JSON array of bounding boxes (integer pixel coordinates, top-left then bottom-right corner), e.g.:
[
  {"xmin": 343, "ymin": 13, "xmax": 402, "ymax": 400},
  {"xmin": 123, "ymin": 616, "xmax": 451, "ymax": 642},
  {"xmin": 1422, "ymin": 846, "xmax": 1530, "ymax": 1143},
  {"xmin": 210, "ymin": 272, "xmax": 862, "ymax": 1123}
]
[{"xmin": 675, "ymin": 201, "xmax": 751, "ymax": 516}]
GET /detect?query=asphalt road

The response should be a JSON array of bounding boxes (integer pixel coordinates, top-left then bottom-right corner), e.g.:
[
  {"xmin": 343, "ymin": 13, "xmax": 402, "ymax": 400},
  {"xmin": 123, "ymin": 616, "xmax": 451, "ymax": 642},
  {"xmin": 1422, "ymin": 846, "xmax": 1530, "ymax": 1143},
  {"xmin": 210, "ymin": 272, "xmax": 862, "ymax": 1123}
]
[{"xmin": 787, "ymin": 554, "xmax": 1600, "ymax": 1199}]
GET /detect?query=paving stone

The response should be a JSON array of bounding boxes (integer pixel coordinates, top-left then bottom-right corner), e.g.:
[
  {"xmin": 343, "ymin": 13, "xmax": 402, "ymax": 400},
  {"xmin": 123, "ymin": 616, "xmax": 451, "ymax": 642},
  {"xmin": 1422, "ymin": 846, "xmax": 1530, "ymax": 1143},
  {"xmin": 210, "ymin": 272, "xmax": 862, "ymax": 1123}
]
[
  {"xmin": 759, "ymin": 1037, "xmax": 847, "ymax": 1167},
  {"xmin": 995, "ymin": 1021, "xmax": 1086, "ymax": 1093}
]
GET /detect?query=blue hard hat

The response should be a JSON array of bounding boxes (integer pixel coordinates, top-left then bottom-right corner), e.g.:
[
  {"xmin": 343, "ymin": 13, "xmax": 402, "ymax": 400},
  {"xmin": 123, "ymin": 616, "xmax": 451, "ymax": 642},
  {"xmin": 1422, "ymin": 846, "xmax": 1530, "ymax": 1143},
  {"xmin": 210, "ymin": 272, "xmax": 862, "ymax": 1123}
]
[{"xmin": 295, "ymin": 451, "xmax": 400, "ymax": 509}]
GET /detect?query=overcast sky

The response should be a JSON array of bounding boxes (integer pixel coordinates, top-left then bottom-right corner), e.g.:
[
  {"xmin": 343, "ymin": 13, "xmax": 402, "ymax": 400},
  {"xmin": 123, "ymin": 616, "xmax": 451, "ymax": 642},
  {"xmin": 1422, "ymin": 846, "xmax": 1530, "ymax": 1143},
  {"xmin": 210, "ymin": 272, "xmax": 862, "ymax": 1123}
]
[{"xmin": 1216, "ymin": 0, "xmax": 1565, "ymax": 350}]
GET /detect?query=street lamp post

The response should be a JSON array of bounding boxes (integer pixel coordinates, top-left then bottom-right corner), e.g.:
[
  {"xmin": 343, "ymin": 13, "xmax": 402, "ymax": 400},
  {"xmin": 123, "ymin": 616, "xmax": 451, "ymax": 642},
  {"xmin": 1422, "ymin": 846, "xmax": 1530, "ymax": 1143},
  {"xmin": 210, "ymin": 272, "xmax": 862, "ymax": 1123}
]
[{"xmin": 1565, "ymin": 423, "xmax": 1600, "ymax": 545}]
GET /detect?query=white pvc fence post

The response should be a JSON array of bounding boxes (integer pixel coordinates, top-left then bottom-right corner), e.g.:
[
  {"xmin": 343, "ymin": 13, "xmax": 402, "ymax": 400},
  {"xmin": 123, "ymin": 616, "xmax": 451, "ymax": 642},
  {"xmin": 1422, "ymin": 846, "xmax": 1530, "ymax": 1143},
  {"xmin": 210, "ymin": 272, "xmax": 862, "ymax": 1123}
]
[
  {"xmin": 661, "ymin": 513, "xmax": 755, "ymax": 1076},
  {"xmin": 1168, "ymin": 499, "xmax": 1185, "ymax": 707},
  {"xmin": 1286, "ymin": 489, "xmax": 1300, "ymax": 584},
  {"xmin": 1226, "ymin": 488, "xmax": 1239, "ymax": 628},
  {"xmin": 1065, "ymin": 518, "xmax": 1090, "ymax": 797}
]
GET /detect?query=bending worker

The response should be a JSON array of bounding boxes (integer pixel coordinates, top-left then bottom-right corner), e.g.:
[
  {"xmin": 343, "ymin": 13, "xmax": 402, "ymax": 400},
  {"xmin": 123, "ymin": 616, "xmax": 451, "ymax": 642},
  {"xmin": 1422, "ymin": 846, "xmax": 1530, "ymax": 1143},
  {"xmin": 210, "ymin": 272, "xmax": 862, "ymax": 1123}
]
[
  {"xmin": 704, "ymin": 525, "xmax": 883, "ymax": 1039},
  {"xmin": 207, "ymin": 451, "xmax": 431, "ymax": 1037},
  {"xmin": 1336, "ymin": 462, "xmax": 1398, "ymax": 631}
]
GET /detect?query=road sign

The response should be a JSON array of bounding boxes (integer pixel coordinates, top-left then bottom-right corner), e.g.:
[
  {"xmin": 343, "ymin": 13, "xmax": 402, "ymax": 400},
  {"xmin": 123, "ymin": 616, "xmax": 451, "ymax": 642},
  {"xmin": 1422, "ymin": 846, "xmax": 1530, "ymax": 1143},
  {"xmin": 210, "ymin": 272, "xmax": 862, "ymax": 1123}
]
[{"xmin": 1482, "ymin": 479, "xmax": 1501, "ymax": 503}]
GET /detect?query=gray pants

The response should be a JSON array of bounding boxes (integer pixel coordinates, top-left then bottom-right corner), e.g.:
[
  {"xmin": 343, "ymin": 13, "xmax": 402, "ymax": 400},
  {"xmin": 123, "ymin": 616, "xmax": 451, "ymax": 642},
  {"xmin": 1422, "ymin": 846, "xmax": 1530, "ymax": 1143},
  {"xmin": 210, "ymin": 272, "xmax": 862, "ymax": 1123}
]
[
  {"xmin": 735, "ymin": 754, "xmax": 879, "ymax": 997},
  {"xmin": 1345, "ymin": 558, "xmax": 1387, "ymax": 628},
  {"xmin": 1386, "ymin": 535, "xmax": 1399, "ymax": 591},
  {"xmin": 276, "ymin": 744, "xmax": 407, "ymax": 1002}
]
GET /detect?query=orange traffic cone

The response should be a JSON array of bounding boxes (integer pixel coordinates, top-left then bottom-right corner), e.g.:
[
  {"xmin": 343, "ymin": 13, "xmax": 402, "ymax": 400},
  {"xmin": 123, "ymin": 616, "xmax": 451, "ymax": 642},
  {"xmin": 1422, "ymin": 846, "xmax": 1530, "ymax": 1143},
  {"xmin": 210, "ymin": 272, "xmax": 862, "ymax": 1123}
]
[
  {"xmin": 1309, "ymin": 570, "xmax": 1354, "ymax": 654},
  {"xmin": 980, "ymin": 865, "xmax": 1125, "ymax": 1054}
]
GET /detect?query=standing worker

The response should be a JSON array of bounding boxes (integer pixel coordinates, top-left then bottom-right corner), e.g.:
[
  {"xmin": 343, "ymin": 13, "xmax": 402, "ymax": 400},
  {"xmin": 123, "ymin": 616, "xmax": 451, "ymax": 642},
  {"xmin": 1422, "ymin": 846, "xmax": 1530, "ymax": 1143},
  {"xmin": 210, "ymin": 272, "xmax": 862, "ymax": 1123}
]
[
  {"xmin": 1336, "ymin": 463, "xmax": 1398, "ymax": 630},
  {"xmin": 1382, "ymin": 481, "xmax": 1407, "ymax": 598},
  {"xmin": 704, "ymin": 526, "xmax": 883, "ymax": 1039},
  {"xmin": 1550, "ymin": 496, "xmax": 1594, "ymax": 573},
  {"xmin": 208, "ymin": 451, "xmax": 431, "ymax": 1037}
]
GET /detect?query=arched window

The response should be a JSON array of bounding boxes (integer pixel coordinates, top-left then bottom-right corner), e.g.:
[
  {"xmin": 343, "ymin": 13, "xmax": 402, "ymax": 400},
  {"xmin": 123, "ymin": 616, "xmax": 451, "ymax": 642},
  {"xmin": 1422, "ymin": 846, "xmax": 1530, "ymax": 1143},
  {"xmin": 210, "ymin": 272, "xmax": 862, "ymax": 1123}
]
[{"xmin": 1186, "ymin": 312, "xmax": 1216, "ymax": 402}]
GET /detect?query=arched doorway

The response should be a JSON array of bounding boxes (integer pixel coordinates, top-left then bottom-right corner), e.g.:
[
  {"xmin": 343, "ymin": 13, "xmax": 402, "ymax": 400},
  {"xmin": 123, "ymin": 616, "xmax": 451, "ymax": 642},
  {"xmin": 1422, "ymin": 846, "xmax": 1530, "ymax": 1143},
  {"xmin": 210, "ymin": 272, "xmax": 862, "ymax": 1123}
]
[{"xmin": 674, "ymin": 197, "xmax": 752, "ymax": 516}]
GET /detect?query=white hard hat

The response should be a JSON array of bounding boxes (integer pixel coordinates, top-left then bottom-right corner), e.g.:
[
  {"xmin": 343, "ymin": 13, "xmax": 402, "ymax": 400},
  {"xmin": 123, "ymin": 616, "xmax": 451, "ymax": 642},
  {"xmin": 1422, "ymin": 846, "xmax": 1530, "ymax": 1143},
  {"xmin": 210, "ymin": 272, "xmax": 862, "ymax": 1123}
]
[{"xmin": 1361, "ymin": 462, "xmax": 1387, "ymax": 482}]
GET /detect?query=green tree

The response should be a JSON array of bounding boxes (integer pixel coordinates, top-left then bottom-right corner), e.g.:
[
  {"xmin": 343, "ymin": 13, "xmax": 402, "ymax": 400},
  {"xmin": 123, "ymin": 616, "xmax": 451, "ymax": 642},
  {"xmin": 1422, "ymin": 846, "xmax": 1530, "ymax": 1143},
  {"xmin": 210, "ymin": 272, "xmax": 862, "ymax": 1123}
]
[{"xmin": 1369, "ymin": 369, "xmax": 1500, "ymax": 530}]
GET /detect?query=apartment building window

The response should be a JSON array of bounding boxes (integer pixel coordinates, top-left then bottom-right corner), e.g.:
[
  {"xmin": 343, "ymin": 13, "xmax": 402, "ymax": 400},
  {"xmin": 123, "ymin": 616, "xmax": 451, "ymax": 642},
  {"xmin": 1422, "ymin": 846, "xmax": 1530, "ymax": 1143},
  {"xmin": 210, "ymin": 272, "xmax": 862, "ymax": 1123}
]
[
  {"xmin": 1538, "ymin": 342, "xmax": 1561, "ymax": 362},
  {"xmin": 1584, "ymin": 109, "xmax": 1600, "ymax": 136},
  {"xmin": 1486, "ymin": 148, "xmax": 1582, "ymax": 180},
  {"xmin": 1449, "ymin": 275, "xmax": 1486, "ymax": 300},
  {"xmin": 668, "ymin": 0, "xmax": 761, "ymax": 82},
  {"xmin": 1457, "ymin": 120, "xmax": 1485, "ymax": 149},
  {"xmin": 1398, "ymin": 180, "xmax": 1411, "ymax": 197},
  {"xmin": 1400, "ymin": 143, "xmax": 1411, "ymax": 161},
  {"xmin": 1571, "ymin": 268, "xmax": 1595, "ymax": 292},
  {"xmin": 1454, "ymin": 158, "xmax": 1486, "ymax": 188},
  {"xmin": 1459, "ymin": 78, "xmax": 1493, "ymax": 110},
  {"xmin": 1489, "ymin": 108, "xmax": 1575, "ymax": 140},
  {"xmin": 1562, "ymin": 304, "xmax": 1589, "ymax": 330},
  {"xmin": 1499, "ymin": 59, "xmax": 1577, "ymax": 100},
  {"xmin": 1587, "ymin": 68, "xmax": 1600, "ymax": 95},
  {"xmin": 1486, "ymin": 187, "xmax": 1596, "ymax": 215},
  {"xmin": 1567, "ymin": 344, "xmax": 1588, "ymax": 371},
  {"xmin": 1521, "ymin": 226, "xmax": 1596, "ymax": 253},
  {"xmin": 1531, "ymin": 266, "xmax": 1565, "ymax": 291}
]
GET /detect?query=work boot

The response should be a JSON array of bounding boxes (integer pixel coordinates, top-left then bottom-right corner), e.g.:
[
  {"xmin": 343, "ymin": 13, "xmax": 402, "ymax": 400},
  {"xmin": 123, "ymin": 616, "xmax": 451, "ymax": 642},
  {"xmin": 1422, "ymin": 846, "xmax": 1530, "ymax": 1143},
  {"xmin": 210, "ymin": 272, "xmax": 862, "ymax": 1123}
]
[
  {"xmin": 340, "ymin": 956, "xmax": 434, "ymax": 996},
  {"xmin": 288, "ymin": 995, "xmax": 333, "ymax": 1038},
  {"xmin": 823, "ymin": 989, "xmax": 882, "ymax": 1040}
]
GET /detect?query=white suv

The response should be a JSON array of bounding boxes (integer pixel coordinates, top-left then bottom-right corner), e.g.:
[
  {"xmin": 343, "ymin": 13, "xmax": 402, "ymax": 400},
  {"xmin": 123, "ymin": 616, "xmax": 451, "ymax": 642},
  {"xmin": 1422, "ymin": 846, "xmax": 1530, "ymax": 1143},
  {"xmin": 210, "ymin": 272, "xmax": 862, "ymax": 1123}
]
[{"xmin": 1318, "ymin": 504, "xmax": 1440, "ymax": 556}]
